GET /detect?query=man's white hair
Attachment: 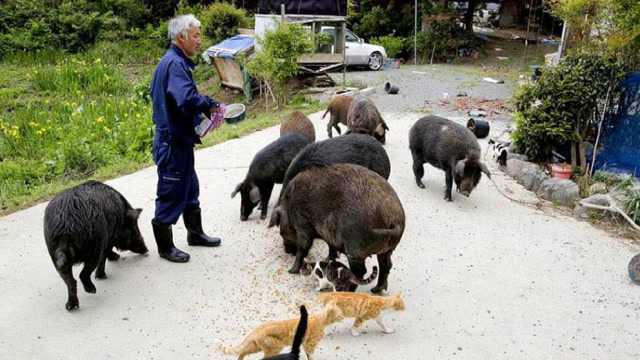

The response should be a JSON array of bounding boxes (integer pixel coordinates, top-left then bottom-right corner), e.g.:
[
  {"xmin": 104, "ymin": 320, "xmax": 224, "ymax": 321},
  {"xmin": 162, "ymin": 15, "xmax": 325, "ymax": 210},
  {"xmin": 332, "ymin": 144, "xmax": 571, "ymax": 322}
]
[{"xmin": 168, "ymin": 14, "xmax": 201, "ymax": 44}]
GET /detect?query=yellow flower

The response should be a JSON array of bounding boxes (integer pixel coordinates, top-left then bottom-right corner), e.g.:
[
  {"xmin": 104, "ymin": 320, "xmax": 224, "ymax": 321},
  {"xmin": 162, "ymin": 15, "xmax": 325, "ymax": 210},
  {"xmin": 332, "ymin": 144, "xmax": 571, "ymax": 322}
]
[
  {"xmin": 103, "ymin": 126, "xmax": 111, "ymax": 133},
  {"xmin": 29, "ymin": 121, "xmax": 38, "ymax": 128},
  {"xmin": 96, "ymin": 116, "xmax": 104, "ymax": 123}
]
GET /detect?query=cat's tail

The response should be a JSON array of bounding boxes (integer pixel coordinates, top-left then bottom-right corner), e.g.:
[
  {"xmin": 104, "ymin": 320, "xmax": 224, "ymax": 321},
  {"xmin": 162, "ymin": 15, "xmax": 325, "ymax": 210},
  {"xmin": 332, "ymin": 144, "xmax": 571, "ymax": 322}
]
[
  {"xmin": 346, "ymin": 265, "xmax": 379, "ymax": 285},
  {"xmin": 290, "ymin": 305, "xmax": 308, "ymax": 356}
]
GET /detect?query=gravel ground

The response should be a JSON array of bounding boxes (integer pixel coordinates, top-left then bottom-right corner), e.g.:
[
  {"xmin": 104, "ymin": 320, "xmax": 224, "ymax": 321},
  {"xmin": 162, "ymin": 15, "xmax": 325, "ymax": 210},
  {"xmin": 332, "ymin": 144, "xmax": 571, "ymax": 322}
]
[
  {"xmin": 1, "ymin": 67, "xmax": 639, "ymax": 360},
  {"xmin": 329, "ymin": 65, "xmax": 514, "ymax": 112}
]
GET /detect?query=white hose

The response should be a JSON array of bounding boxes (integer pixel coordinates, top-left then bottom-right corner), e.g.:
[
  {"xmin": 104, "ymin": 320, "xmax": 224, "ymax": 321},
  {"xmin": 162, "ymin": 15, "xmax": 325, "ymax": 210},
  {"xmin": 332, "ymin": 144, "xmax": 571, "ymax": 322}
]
[{"xmin": 577, "ymin": 200, "xmax": 640, "ymax": 232}]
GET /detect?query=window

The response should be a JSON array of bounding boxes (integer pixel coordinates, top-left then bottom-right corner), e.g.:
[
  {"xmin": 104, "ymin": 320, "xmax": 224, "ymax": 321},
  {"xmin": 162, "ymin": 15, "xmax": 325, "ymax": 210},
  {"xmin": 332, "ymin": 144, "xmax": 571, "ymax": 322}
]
[{"xmin": 345, "ymin": 30, "xmax": 358, "ymax": 42}]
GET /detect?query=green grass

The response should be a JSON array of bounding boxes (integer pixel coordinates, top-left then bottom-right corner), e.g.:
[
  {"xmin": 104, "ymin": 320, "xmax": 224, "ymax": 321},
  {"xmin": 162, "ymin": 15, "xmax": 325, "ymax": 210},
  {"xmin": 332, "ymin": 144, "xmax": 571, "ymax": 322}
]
[
  {"xmin": 0, "ymin": 41, "xmax": 325, "ymax": 215},
  {"xmin": 625, "ymin": 189, "xmax": 640, "ymax": 225}
]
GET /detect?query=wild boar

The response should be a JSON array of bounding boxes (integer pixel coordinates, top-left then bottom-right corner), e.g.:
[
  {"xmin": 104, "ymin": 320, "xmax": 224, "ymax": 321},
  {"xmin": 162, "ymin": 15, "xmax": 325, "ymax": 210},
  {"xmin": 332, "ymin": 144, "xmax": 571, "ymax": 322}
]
[
  {"xmin": 321, "ymin": 95, "xmax": 352, "ymax": 138},
  {"xmin": 269, "ymin": 164, "xmax": 405, "ymax": 294},
  {"xmin": 232, "ymin": 133, "xmax": 311, "ymax": 221},
  {"xmin": 346, "ymin": 96, "xmax": 389, "ymax": 144},
  {"xmin": 44, "ymin": 181, "xmax": 148, "ymax": 311},
  {"xmin": 280, "ymin": 111, "xmax": 316, "ymax": 143},
  {"xmin": 409, "ymin": 115, "xmax": 491, "ymax": 201},
  {"xmin": 273, "ymin": 133, "xmax": 391, "ymax": 238}
]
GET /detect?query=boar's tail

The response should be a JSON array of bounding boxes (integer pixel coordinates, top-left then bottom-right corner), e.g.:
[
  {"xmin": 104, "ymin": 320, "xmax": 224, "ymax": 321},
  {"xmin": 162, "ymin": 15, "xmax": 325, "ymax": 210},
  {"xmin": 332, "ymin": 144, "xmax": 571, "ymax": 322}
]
[
  {"xmin": 370, "ymin": 224, "xmax": 403, "ymax": 240},
  {"xmin": 346, "ymin": 265, "xmax": 378, "ymax": 285},
  {"xmin": 322, "ymin": 106, "xmax": 330, "ymax": 119},
  {"xmin": 52, "ymin": 236, "xmax": 75, "ymax": 270}
]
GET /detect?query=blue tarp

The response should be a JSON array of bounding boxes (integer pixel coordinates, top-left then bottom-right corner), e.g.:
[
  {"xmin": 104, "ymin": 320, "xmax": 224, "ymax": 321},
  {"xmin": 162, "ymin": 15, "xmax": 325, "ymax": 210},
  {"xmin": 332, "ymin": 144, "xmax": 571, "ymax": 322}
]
[
  {"xmin": 205, "ymin": 35, "xmax": 254, "ymax": 59},
  {"xmin": 593, "ymin": 72, "xmax": 640, "ymax": 178}
]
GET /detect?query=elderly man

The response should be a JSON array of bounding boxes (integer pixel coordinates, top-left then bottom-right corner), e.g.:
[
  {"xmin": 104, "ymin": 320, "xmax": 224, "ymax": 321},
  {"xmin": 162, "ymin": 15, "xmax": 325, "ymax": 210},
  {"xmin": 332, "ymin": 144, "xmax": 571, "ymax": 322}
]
[{"xmin": 150, "ymin": 14, "xmax": 223, "ymax": 263}]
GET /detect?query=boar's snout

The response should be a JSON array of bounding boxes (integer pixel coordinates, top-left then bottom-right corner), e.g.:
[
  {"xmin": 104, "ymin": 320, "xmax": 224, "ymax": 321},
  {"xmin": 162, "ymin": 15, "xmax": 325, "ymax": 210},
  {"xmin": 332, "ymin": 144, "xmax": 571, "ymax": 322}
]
[{"xmin": 128, "ymin": 231, "xmax": 148, "ymax": 254}]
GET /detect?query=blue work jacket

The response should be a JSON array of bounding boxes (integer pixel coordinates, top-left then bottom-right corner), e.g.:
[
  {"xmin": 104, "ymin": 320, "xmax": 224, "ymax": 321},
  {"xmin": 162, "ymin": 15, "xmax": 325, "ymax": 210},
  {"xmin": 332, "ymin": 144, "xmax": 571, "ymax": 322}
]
[{"xmin": 150, "ymin": 45, "xmax": 218, "ymax": 147}]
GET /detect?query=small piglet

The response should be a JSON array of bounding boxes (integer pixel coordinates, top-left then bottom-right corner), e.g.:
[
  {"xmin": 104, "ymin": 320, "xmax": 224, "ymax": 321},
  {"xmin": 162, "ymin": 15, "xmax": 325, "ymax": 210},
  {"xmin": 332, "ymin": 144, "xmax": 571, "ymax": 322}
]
[
  {"xmin": 269, "ymin": 163, "xmax": 405, "ymax": 294},
  {"xmin": 322, "ymin": 95, "xmax": 352, "ymax": 138},
  {"xmin": 280, "ymin": 111, "xmax": 316, "ymax": 143},
  {"xmin": 346, "ymin": 96, "xmax": 389, "ymax": 144},
  {"xmin": 232, "ymin": 133, "xmax": 311, "ymax": 221},
  {"xmin": 44, "ymin": 180, "xmax": 148, "ymax": 311},
  {"xmin": 409, "ymin": 115, "xmax": 491, "ymax": 201}
]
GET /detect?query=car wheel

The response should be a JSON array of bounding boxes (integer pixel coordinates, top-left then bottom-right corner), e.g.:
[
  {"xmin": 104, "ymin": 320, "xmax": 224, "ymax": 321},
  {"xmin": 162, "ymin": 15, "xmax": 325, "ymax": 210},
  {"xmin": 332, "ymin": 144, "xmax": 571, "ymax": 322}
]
[{"xmin": 368, "ymin": 52, "xmax": 383, "ymax": 71}]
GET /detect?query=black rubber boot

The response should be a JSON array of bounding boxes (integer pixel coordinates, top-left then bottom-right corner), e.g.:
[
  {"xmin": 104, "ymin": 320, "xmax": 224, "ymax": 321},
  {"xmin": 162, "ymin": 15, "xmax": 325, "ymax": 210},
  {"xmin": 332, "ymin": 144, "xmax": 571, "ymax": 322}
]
[
  {"xmin": 152, "ymin": 220, "xmax": 190, "ymax": 263},
  {"xmin": 183, "ymin": 208, "xmax": 222, "ymax": 247}
]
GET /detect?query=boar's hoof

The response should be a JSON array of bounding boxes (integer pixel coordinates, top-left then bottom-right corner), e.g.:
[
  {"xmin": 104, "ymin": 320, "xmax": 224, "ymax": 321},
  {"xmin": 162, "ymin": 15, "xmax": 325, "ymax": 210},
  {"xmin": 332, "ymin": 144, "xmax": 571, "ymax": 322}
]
[
  {"xmin": 288, "ymin": 266, "xmax": 301, "ymax": 274},
  {"xmin": 371, "ymin": 285, "xmax": 388, "ymax": 295},
  {"xmin": 260, "ymin": 213, "xmax": 267, "ymax": 220},
  {"xmin": 82, "ymin": 281, "xmax": 96, "ymax": 294},
  {"xmin": 95, "ymin": 272, "xmax": 107, "ymax": 280},
  {"xmin": 106, "ymin": 251, "xmax": 120, "ymax": 261},
  {"xmin": 416, "ymin": 181, "xmax": 425, "ymax": 189},
  {"xmin": 65, "ymin": 297, "xmax": 79, "ymax": 311}
]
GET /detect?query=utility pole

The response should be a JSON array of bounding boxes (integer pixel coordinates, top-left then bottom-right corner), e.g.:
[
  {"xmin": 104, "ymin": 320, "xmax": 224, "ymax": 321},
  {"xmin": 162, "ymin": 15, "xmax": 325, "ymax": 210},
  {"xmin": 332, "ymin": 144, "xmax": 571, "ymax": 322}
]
[{"xmin": 414, "ymin": 0, "xmax": 417, "ymax": 65}]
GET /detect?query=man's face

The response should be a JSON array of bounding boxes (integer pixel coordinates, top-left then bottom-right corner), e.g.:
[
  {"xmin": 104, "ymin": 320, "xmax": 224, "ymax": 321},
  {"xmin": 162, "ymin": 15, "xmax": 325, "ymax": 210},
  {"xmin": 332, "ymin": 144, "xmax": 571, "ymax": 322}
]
[{"xmin": 177, "ymin": 26, "xmax": 201, "ymax": 57}]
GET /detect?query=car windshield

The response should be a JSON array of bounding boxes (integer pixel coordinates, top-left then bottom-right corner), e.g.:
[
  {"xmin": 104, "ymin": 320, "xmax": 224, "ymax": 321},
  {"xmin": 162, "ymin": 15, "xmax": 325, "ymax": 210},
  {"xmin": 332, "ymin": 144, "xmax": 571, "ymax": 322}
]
[
  {"xmin": 345, "ymin": 30, "xmax": 358, "ymax": 42},
  {"xmin": 322, "ymin": 27, "xmax": 359, "ymax": 42}
]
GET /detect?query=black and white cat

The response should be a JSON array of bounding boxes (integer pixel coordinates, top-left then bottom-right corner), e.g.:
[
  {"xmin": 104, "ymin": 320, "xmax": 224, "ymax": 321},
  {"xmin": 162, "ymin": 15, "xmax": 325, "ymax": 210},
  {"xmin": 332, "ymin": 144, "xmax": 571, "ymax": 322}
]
[
  {"xmin": 488, "ymin": 138, "xmax": 510, "ymax": 167},
  {"xmin": 304, "ymin": 259, "xmax": 378, "ymax": 292}
]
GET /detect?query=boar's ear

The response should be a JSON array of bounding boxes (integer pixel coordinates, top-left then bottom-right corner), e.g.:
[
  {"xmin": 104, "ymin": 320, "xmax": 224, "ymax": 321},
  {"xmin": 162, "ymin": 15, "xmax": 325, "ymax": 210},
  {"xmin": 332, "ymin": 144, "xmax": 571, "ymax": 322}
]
[
  {"xmin": 480, "ymin": 162, "xmax": 492, "ymax": 179},
  {"xmin": 381, "ymin": 120, "xmax": 389, "ymax": 131},
  {"xmin": 127, "ymin": 208, "xmax": 142, "ymax": 220},
  {"xmin": 455, "ymin": 159, "xmax": 467, "ymax": 177},
  {"xmin": 249, "ymin": 185, "xmax": 261, "ymax": 204},
  {"xmin": 268, "ymin": 207, "xmax": 281, "ymax": 228},
  {"xmin": 230, "ymin": 183, "xmax": 242, "ymax": 198}
]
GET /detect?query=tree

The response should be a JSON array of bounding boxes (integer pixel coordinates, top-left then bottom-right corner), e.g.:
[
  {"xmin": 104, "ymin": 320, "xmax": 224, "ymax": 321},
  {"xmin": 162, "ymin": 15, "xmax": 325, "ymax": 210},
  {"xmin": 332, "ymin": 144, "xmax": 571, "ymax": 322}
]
[{"xmin": 463, "ymin": 0, "xmax": 479, "ymax": 32}]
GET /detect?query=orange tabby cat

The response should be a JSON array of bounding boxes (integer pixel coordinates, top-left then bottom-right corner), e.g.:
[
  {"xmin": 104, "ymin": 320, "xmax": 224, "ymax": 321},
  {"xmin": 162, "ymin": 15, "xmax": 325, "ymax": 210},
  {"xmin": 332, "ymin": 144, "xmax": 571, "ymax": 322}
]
[
  {"xmin": 222, "ymin": 302, "xmax": 344, "ymax": 359},
  {"xmin": 316, "ymin": 292, "xmax": 405, "ymax": 336}
]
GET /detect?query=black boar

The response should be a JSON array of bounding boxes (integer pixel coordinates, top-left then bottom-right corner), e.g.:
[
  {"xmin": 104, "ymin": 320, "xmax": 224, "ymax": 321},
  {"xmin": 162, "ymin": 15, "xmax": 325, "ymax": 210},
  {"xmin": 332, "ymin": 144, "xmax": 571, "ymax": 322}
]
[
  {"xmin": 321, "ymin": 95, "xmax": 352, "ymax": 138},
  {"xmin": 280, "ymin": 111, "xmax": 316, "ymax": 143},
  {"xmin": 269, "ymin": 164, "xmax": 405, "ymax": 294},
  {"xmin": 232, "ymin": 133, "xmax": 311, "ymax": 221},
  {"xmin": 409, "ymin": 115, "xmax": 491, "ymax": 201},
  {"xmin": 346, "ymin": 96, "xmax": 389, "ymax": 144},
  {"xmin": 273, "ymin": 133, "xmax": 391, "ymax": 237},
  {"xmin": 44, "ymin": 180, "xmax": 148, "ymax": 311}
]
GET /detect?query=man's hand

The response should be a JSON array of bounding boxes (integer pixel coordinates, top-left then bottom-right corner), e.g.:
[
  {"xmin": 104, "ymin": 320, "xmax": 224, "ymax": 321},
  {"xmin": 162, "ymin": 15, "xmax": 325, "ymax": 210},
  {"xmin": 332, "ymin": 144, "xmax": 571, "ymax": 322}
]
[{"xmin": 210, "ymin": 104, "xmax": 224, "ymax": 114}]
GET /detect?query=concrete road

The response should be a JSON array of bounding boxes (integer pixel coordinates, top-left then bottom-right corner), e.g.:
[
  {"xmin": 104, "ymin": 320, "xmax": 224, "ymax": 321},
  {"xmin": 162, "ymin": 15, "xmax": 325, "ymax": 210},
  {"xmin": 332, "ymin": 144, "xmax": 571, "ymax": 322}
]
[{"xmin": 1, "ymin": 109, "xmax": 639, "ymax": 360}]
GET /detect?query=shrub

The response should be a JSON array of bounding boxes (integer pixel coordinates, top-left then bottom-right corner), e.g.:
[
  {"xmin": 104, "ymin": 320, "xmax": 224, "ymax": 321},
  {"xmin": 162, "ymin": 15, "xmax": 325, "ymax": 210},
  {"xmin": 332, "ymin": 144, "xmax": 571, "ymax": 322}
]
[
  {"xmin": 414, "ymin": 14, "xmax": 480, "ymax": 63},
  {"xmin": 200, "ymin": 2, "xmax": 250, "ymax": 45},
  {"xmin": 624, "ymin": 188, "xmax": 640, "ymax": 225},
  {"xmin": 0, "ymin": 0, "xmax": 158, "ymax": 59},
  {"xmin": 370, "ymin": 36, "xmax": 405, "ymax": 59},
  {"xmin": 512, "ymin": 51, "xmax": 625, "ymax": 163},
  {"xmin": 246, "ymin": 22, "xmax": 313, "ymax": 108}
]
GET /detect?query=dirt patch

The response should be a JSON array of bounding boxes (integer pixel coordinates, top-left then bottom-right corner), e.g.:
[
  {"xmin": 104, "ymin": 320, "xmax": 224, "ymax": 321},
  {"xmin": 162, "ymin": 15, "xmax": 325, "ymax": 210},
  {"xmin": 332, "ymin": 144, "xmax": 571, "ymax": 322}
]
[{"xmin": 425, "ymin": 96, "xmax": 512, "ymax": 118}]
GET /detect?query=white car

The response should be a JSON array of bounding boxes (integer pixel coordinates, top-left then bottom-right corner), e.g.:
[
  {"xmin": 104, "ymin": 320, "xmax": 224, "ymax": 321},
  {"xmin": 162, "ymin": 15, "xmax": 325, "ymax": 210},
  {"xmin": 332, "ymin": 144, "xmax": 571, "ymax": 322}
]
[{"xmin": 321, "ymin": 27, "xmax": 387, "ymax": 71}]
